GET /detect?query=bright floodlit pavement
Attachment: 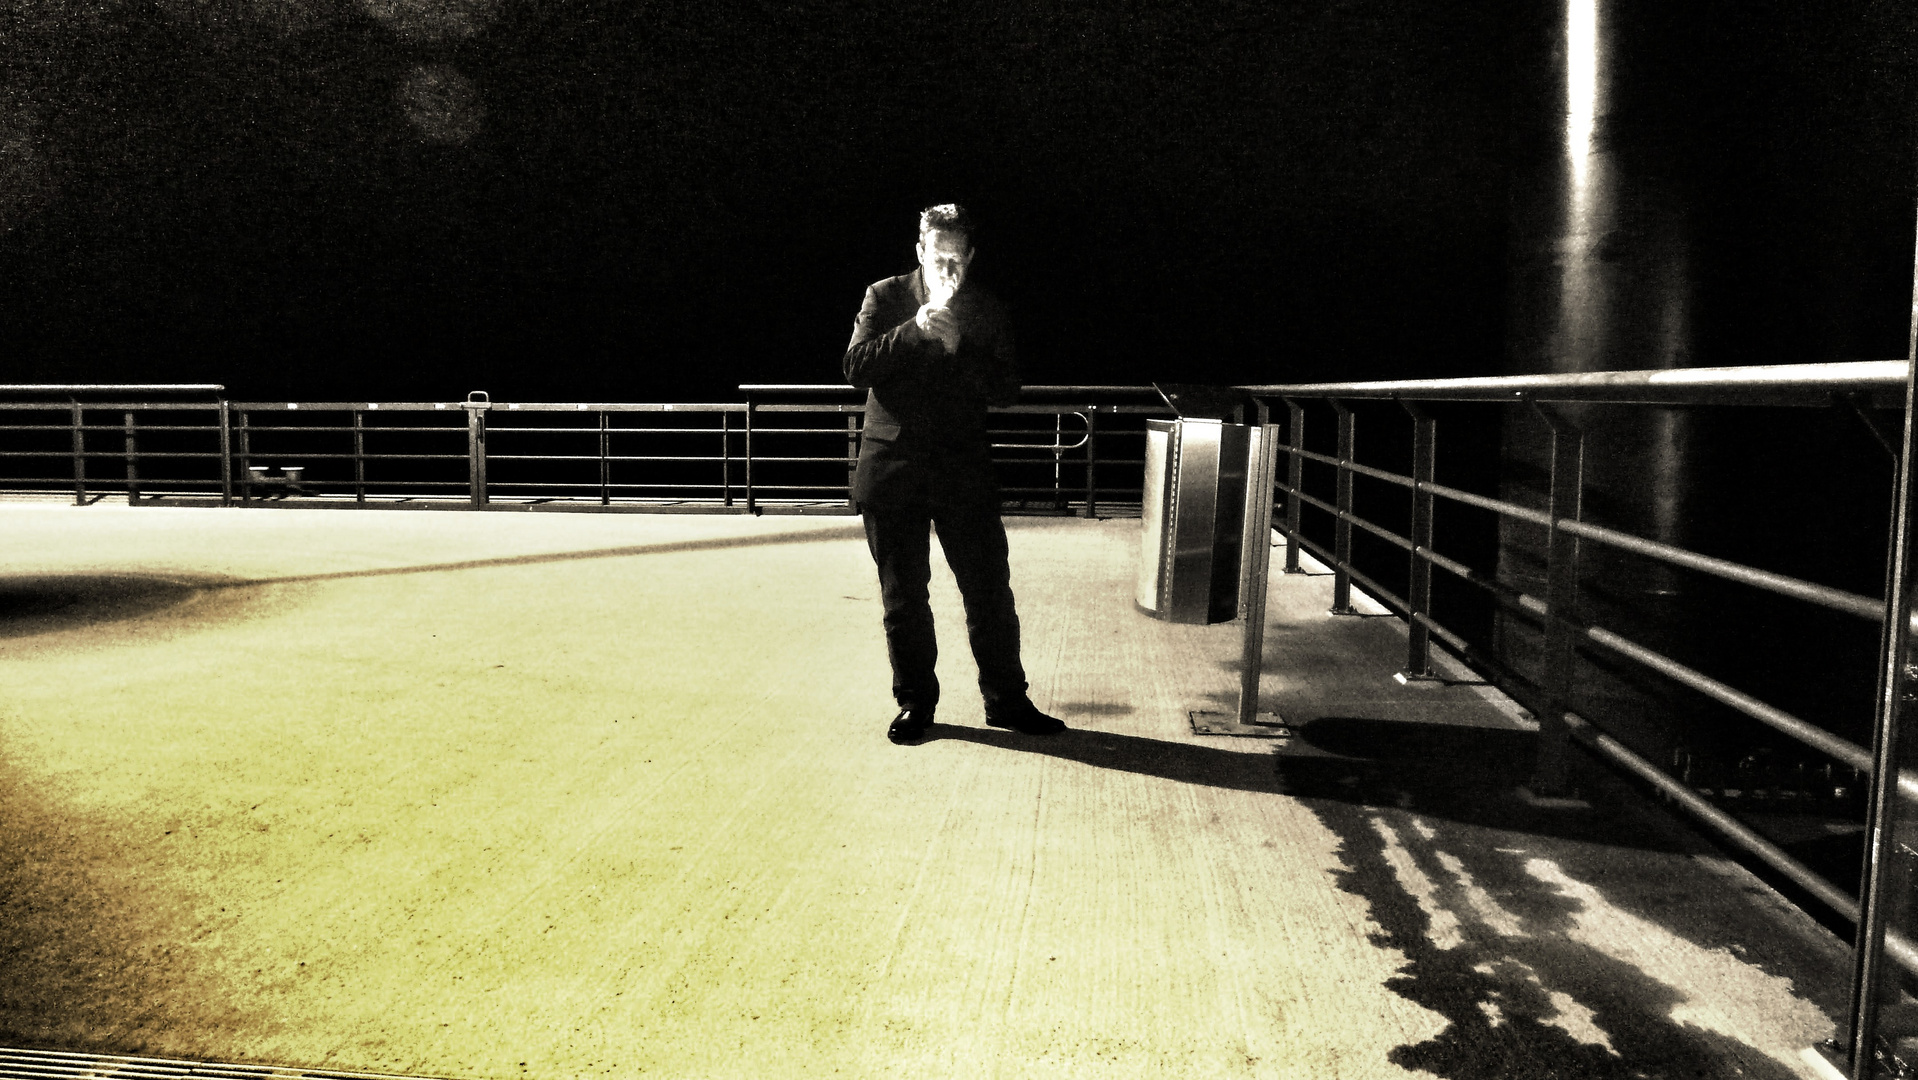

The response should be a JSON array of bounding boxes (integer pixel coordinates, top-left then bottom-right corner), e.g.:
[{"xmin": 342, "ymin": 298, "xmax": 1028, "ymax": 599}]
[{"xmin": 0, "ymin": 503, "xmax": 1849, "ymax": 1079}]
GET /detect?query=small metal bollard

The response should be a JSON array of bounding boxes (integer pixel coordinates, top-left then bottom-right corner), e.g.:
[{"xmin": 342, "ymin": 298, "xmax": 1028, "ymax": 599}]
[{"xmin": 282, "ymin": 466, "xmax": 305, "ymax": 495}]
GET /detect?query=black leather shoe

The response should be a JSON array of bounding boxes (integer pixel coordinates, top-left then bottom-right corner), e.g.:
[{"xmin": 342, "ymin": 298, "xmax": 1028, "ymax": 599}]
[
  {"xmin": 888, "ymin": 707, "xmax": 934, "ymax": 744},
  {"xmin": 985, "ymin": 703, "xmax": 1066, "ymax": 736}
]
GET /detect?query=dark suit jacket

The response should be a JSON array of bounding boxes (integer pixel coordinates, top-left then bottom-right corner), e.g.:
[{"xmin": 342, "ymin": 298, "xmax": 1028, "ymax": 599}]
[{"xmin": 843, "ymin": 268, "xmax": 1019, "ymax": 508}]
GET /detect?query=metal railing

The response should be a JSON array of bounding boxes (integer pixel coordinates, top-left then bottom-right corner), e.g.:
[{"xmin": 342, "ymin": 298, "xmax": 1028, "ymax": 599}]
[
  {"xmin": 0, "ymin": 384, "xmax": 1174, "ymax": 515},
  {"xmin": 1222, "ymin": 361, "xmax": 1918, "ymax": 1074},
  {"xmin": 1227, "ymin": 362, "xmax": 1902, "ymax": 925}
]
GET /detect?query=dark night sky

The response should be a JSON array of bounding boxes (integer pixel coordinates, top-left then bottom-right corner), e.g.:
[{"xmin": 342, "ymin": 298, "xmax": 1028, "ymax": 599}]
[
  {"xmin": 2, "ymin": 0, "xmax": 1516, "ymax": 402},
  {"xmin": 5, "ymin": 1, "xmax": 1916, "ymax": 404}
]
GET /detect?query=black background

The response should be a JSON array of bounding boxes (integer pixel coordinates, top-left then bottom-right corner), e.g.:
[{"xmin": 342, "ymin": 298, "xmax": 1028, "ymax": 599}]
[{"xmin": 3, "ymin": 0, "xmax": 1521, "ymax": 403}]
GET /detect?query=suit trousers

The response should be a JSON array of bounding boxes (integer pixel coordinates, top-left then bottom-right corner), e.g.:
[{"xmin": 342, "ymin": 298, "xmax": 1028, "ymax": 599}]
[{"xmin": 862, "ymin": 489, "xmax": 1028, "ymax": 713}]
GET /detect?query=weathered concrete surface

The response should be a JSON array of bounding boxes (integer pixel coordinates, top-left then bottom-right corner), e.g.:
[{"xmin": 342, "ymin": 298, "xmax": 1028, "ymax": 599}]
[{"xmin": 0, "ymin": 505, "xmax": 1848, "ymax": 1078}]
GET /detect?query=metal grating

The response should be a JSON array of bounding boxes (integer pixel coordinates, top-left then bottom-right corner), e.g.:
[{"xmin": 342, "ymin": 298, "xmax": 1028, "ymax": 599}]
[{"xmin": 0, "ymin": 1048, "xmax": 466, "ymax": 1080}]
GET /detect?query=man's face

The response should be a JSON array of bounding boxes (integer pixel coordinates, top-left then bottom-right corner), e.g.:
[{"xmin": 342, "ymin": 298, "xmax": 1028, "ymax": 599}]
[{"xmin": 915, "ymin": 229, "xmax": 974, "ymax": 300}]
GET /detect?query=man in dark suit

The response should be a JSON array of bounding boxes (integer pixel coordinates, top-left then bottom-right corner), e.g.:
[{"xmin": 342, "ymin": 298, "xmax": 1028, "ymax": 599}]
[{"xmin": 843, "ymin": 203, "xmax": 1067, "ymax": 745}]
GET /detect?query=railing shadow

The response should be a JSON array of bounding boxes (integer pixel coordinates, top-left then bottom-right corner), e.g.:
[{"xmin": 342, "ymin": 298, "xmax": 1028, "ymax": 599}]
[
  {"xmin": 937, "ymin": 716, "xmax": 1836, "ymax": 1078},
  {"xmin": 0, "ymin": 525, "xmax": 870, "ymax": 642}
]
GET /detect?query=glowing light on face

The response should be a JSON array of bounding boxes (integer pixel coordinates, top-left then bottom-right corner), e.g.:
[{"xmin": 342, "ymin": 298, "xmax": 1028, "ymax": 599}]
[
  {"xmin": 916, "ymin": 229, "xmax": 973, "ymax": 307},
  {"xmin": 1567, "ymin": 0, "xmax": 1598, "ymax": 192}
]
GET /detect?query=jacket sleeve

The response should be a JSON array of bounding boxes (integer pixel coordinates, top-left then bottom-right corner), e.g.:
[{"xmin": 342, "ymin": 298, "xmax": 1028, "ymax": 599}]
[
  {"xmin": 979, "ymin": 304, "xmax": 1020, "ymax": 407},
  {"xmin": 843, "ymin": 284, "xmax": 931, "ymax": 388}
]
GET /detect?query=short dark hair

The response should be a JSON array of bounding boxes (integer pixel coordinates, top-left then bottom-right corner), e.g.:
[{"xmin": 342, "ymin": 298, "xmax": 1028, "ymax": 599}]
[{"xmin": 918, "ymin": 203, "xmax": 973, "ymax": 248}]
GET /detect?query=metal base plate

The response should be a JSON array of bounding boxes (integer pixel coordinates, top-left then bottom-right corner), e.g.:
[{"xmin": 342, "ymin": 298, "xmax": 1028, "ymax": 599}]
[
  {"xmin": 1798, "ymin": 1044, "xmax": 1848, "ymax": 1080},
  {"xmin": 1515, "ymin": 784, "xmax": 1592, "ymax": 811},
  {"xmin": 1190, "ymin": 711, "xmax": 1290, "ymax": 738}
]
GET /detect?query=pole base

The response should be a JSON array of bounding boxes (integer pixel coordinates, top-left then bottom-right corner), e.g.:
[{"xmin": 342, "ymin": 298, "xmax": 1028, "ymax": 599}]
[
  {"xmin": 1190, "ymin": 711, "xmax": 1290, "ymax": 738},
  {"xmin": 1515, "ymin": 784, "xmax": 1592, "ymax": 811},
  {"xmin": 1799, "ymin": 1042, "xmax": 1847, "ymax": 1080}
]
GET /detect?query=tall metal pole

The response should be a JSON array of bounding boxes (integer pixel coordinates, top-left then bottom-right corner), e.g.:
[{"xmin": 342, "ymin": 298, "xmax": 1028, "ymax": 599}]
[
  {"xmin": 69, "ymin": 398, "xmax": 86, "ymax": 506},
  {"xmin": 122, "ymin": 410, "xmax": 140, "ymax": 504},
  {"xmin": 1237, "ymin": 403, "xmax": 1282, "ymax": 725},
  {"xmin": 1843, "ymin": 203, "xmax": 1918, "ymax": 1080},
  {"xmin": 1285, "ymin": 399, "xmax": 1305, "ymax": 574},
  {"xmin": 218, "ymin": 398, "xmax": 233, "ymax": 505}
]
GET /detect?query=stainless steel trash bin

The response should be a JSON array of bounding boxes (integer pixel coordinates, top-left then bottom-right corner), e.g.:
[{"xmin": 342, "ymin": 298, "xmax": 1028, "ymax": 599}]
[{"xmin": 1136, "ymin": 416, "xmax": 1253, "ymax": 624}]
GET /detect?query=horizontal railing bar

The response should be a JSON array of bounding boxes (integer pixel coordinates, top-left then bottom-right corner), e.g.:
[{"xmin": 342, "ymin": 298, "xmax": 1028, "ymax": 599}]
[
  {"xmin": 1282, "ymin": 446, "xmax": 1419, "ymax": 490},
  {"xmin": 236, "ymin": 426, "xmax": 466, "ymax": 434},
  {"xmin": 739, "ymin": 383, "xmax": 1160, "ymax": 394},
  {"xmin": 232, "ymin": 403, "xmax": 466, "ymax": 411},
  {"xmin": 1282, "ymin": 503, "xmax": 1879, "ymax": 775},
  {"xmin": 1344, "ymin": 481, "xmax": 1877, "ymax": 638},
  {"xmin": 1559, "ymin": 711, "xmax": 1862, "ymax": 920},
  {"xmin": 1279, "ymin": 485, "xmax": 1416, "ymax": 552},
  {"xmin": 1287, "ymin": 453, "xmax": 1880, "ymax": 619},
  {"xmin": 1556, "ymin": 517, "xmax": 1882, "ymax": 621},
  {"xmin": 1246, "ymin": 360, "xmax": 1907, "ymax": 406},
  {"xmin": 1284, "ymin": 524, "xmax": 1901, "ymax": 934},
  {"xmin": 512, "ymin": 484, "xmax": 739, "ymax": 492},
  {"xmin": 0, "ymin": 451, "xmax": 226, "ymax": 461},
  {"xmin": 480, "ymin": 427, "xmax": 737, "ymax": 435},
  {"xmin": 0, "ymin": 384, "xmax": 226, "ymax": 393},
  {"xmin": 483, "ymin": 403, "xmax": 744, "ymax": 413},
  {"xmin": 1286, "ymin": 528, "xmax": 1415, "ymax": 615},
  {"xmin": 1574, "ymin": 613, "xmax": 1875, "ymax": 773},
  {"xmin": 1423, "ymin": 480, "xmax": 1555, "ymax": 527}
]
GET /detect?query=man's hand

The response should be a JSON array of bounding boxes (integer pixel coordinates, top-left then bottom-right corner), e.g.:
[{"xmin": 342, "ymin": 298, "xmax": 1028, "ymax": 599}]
[{"xmin": 915, "ymin": 303, "xmax": 963, "ymax": 353}]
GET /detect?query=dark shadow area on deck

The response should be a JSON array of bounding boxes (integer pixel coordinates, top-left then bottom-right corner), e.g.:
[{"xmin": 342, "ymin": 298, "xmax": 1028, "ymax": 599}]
[
  {"xmin": 0, "ymin": 526, "xmax": 868, "ymax": 649},
  {"xmin": 0, "ymin": 572, "xmax": 281, "ymax": 646},
  {"xmin": 215, "ymin": 525, "xmax": 870, "ymax": 588},
  {"xmin": 944, "ymin": 716, "xmax": 1845, "ymax": 1078},
  {"xmin": 1285, "ymin": 720, "xmax": 1843, "ymax": 1080},
  {"xmin": 0, "ymin": 752, "xmax": 268, "ymax": 1052}
]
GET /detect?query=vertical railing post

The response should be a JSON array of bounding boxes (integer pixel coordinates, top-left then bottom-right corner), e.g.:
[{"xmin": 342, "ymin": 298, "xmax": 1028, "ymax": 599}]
[
  {"xmin": 1053, "ymin": 411, "xmax": 1065, "ymax": 511},
  {"xmin": 122, "ymin": 409, "xmax": 140, "ymax": 504},
  {"xmin": 237, "ymin": 408, "xmax": 253, "ymax": 501},
  {"xmin": 1237, "ymin": 399, "xmax": 1284, "ymax": 725},
  {"xmin": 722, "ymin": 410, "xmax": 734, "ymax": 507},
  {"xmin": 1399, "ymin": 400, "xmax": 1438, "ymax": 680},
  {"xmin": 1532, "ymin": 402, "xmax": 1584, "ymax": 797},
  {"xmin": 352, "ymin": 408, "xmax": 366, "ymax": 505},
  {"xmin": 218, "ymin": 398, "xmax": 233, "ymax": 505},
  {"xmin": 1084, "ymin": 405, "xmax": 1099, "ymax": 518},
  {"xmin": 69, "ymin": 398, "xmax": 86, "ymax": 506},
  {"xmin": 847, "ymin": 411, "xmax": 860, "ymax": 508},
  {"xmin": 462, "ymin": 391, "xmax": 491, "ymax": 509},
  {"xmin": 1285, "ymin": 399, "xmax": 1305, "ymax": 574},
  {"xmin": 1330, "ymin": 400, "xmax": 1357, "ymax": 615},
  {"xmin": 600, "ymin": 410, "xmax": 611, "ymax": 506},
  {"xmin": 744, "ymin": 394, "xmax": 757, "ymax": 515}
]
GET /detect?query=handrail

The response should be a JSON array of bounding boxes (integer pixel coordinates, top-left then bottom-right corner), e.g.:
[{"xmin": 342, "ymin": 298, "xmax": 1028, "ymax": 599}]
[
  {"xmin": 1243, "ymin": 359, "xmax": 1906, "ymax": 406},
  {"xmin": 1233, "ymin": 359, "xmax": 1904, "ymax": 948},
  {"xmin": 0, "ymin": 386, "xmax": 1171, "ymax": 514},
  {"xmin": 0, "ymin": 384, "xmax": 227, "ymax": 393}
]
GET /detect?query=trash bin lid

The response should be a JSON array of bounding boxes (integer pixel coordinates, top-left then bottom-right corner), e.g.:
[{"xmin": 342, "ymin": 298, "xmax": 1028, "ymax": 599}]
[{"xmin": 1152, "ymin": 383, "xmax": 1258, "ymax": 421}]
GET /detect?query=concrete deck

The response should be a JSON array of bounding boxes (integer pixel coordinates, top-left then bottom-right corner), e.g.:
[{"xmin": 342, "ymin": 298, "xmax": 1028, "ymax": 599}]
[{"xmin": 0, "ymin": 505, "xmax": 1850, "ymax": 1078}]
